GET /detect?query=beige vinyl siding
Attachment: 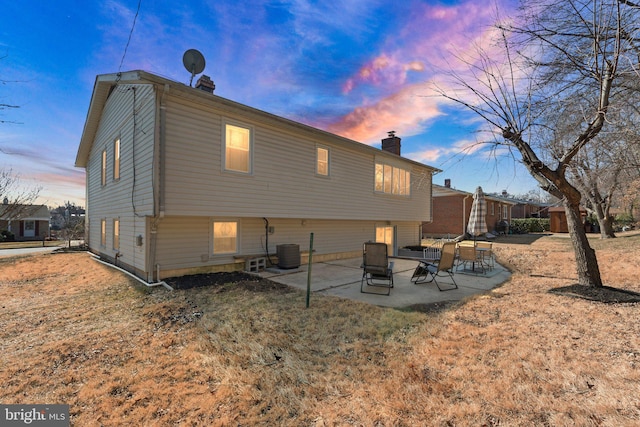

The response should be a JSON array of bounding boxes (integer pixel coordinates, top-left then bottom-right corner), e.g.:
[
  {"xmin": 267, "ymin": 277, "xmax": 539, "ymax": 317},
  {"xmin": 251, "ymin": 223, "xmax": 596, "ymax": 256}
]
[
  {"xmin": 85, "ymin": 83, "xmax": 156, "ymax": 273},
  {"xmin": 154, "ymin": 216, "xmax": 422, "ymax": 275},
  {"xmin": 162, "ymin": 95, "xmax": 432, "ymax": 222}
]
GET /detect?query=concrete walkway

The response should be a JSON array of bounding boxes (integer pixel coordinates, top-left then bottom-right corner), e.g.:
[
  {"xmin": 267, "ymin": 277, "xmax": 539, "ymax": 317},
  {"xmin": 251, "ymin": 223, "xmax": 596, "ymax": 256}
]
[
  {"xmin": 259, "ymin": 256, "xmax": 511, "ymax": 309},
  {"xmin": 0, "ymin": 245, "xmax": 62, "ymax": 258}
]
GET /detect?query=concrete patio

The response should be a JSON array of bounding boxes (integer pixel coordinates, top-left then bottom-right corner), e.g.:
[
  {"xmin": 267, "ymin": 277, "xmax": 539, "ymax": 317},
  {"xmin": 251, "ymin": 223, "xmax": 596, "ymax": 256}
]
[{"xmin": 258, "ymin": 256, "xmax": 511, "ymax": 309}]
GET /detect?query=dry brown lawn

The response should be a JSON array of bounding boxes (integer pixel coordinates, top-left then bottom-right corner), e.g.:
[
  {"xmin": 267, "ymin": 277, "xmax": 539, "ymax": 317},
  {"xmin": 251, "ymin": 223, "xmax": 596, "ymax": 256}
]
[{"xmin": 1, "ymin": 233, "xmax": 639, "ymax": 426}]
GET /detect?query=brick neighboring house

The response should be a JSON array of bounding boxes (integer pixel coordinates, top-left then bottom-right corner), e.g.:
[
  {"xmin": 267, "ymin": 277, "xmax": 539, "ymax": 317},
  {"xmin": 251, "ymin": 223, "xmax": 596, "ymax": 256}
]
[
  {"xmin": 422, "ymin": 182, "xmax": 516, "ymax": 238},
  {"xmin": 491, "ymin": 191, "xmax": 551, "ymax": 219},
  {"xmin": 0, "ymin": 202, "xmax": 50, "ymax": 241}
]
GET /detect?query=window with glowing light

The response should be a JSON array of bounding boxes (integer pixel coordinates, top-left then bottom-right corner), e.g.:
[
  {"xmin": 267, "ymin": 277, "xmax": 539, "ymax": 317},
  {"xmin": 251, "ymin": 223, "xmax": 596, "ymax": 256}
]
[
  {"xmin": 212, "ymin": 221, "xmax": 238, "ymax": 254},
  {"xmin": 224, "ymin": 123, "xmax": 252, "ymax": 173},
  {"xmin": 374, "ymin": 163, "xmax": 410, "ymax": 196}
]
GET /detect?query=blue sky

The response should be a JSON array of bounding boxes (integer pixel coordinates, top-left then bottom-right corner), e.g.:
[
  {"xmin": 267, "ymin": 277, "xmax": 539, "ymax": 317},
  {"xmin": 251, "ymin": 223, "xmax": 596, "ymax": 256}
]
[{"xmin": 0, "ymin": 0, "xmax": 537, "ymax": 208}]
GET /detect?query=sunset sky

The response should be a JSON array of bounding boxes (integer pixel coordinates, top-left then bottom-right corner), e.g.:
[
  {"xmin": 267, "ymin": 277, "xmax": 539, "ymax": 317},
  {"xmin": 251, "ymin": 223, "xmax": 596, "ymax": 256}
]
[{"xmin": 0, "ymin": 0, "xmax": 537, "ymax": 208}]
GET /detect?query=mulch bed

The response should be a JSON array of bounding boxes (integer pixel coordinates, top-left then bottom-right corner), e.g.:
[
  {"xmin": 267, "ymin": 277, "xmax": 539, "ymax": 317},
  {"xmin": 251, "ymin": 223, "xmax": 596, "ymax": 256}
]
[
  {"xmin": 164, "ymin": 271, "xmax": 292, "ymax": 293},
  {"xmin": 549, "ymin": 284, "xmax": 640, "ymax": 304}
]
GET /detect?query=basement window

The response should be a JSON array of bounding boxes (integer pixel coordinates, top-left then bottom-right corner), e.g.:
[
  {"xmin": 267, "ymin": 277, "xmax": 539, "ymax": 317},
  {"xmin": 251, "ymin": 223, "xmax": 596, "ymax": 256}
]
[
  {"xmin": 212, "ymin": 221, "xmax": 238, "ymax": 254},
  {"xmin": 113, "ymin": 219, "xmax": 120, "ymax": 250},
  {"xmin": 101, "ymin": 219, "xmax": 106, "ymax": 247}
]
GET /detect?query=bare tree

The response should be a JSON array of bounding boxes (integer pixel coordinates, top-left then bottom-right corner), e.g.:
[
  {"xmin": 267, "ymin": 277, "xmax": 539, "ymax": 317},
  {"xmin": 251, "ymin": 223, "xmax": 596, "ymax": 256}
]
[
  {"xmin": 437, "ymin": 0, "xmax": 640, "ymax": 287},
  {"xmin": 0, "ymin": 168, "xmax": 42, "ymax": 223},
  {"xmin": 0, "ymin": 54, "xmax": 22, "ymax": 125}
]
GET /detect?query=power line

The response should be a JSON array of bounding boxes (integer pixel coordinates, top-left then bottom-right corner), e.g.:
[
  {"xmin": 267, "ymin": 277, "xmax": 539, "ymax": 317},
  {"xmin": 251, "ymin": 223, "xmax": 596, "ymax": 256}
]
[{"xmin": 118, "ymin": 0, "xmax": 142, "ymax": 74}]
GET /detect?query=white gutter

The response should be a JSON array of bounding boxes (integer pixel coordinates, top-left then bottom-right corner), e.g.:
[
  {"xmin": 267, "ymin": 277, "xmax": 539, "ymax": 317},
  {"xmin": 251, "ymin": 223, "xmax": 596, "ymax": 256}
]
[{"xmin": 89, "ymin": 252, "xmax": 173, "ymax": 290}]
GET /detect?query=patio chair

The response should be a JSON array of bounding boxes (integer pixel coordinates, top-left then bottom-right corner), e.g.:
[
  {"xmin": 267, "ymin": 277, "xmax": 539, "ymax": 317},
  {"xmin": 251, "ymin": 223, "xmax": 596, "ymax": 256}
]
[
  {"xmin": 457, "ymin": 244, "xmax": 485, "ymax": 274},
  {"xmin": 360, "ymin": 242, "xmax": 394, "ymax": 295},
  {"xmin": 410, "ymin": 242, "xmax": 458, "ymax": 291},
  {"xmin": 475, "ymin": 241, "xmax": 494, "ymax": 270}
]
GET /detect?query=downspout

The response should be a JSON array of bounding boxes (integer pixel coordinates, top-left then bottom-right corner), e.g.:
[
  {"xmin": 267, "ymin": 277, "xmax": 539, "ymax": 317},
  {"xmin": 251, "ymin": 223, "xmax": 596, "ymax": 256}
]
[
  {"xmin": 463, "ymin": 194, "xmax": 472, "ymax": 236},
  {"xmin": 148, "ymin": 83, "xmax": 169, "ymax": 282},
  {"xmin": 89, "ymin": 252, "xmax": 172, "ymax": 290},
  {"xmin": 84, "ymin": 173, "xmax": 90, "ymax": 246}
]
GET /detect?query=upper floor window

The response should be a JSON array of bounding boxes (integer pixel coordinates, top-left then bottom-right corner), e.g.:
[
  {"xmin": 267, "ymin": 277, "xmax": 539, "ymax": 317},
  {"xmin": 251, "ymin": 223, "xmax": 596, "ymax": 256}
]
[
  {"xmin": 113, "ymin": 138, "xmax": 121, "ymax": 180},
  {"xmin": 374, "ymin": 162, "xmax": 410, "ymax": 196},
  {"xmin": 101, "ymin": 149, "xmax": 107, "ymax": 186},
  {"xmin": 224, "ymin": 123, "xmax": 252, "ymax": 173},
  {"xmin": 316, "ymin": 147, "xmax": 329, "ymax": 176}
]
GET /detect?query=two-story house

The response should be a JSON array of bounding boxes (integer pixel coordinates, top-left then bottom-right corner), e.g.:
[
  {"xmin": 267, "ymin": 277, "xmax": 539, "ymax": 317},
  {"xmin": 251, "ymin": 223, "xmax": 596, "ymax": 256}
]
[{"xmin": 75, "ymin": 70, "xmax": 439, "ymax": 282}]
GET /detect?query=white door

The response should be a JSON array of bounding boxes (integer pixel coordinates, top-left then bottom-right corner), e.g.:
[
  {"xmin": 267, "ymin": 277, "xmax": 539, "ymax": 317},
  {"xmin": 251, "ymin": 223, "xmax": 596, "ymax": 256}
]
[
  {"xmin": 24, "ymin": 220, "xmax": 36, "ymax": 237},
  {"xmin": 375, "ymin": 225, "xmax": 396, "ymax": 256}
]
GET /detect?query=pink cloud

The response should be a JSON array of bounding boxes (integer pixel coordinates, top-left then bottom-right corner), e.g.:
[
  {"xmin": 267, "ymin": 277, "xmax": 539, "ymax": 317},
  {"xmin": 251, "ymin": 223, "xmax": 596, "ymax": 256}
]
[
  {"xmin": 328, "ymin": 80, "xmax": 443, "ymax": 143},
  {"xmin": 343, "ymin": 54, "xmax": 425, "ymax": 94},
  {"xmin": 331, "ymin": 0, "xmax": 518, "ymax": 145},
  {"xmin": 406, "ymin": 148, "xmax": 446, "ymax": 163},
  {"xmin": 342, "ymin": 1, "xmax": 511, "ymax": 95},
  {"xmin": 404, "ymin": 137, "xmax": 485, "ymax": 164}
]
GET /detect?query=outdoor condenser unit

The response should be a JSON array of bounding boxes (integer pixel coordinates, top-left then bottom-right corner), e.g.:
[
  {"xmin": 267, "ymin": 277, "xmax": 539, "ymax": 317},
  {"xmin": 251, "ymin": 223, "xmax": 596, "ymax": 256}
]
[{"xmin": 276, "ymin": 244, "xmax": 301, "ymax": 269}]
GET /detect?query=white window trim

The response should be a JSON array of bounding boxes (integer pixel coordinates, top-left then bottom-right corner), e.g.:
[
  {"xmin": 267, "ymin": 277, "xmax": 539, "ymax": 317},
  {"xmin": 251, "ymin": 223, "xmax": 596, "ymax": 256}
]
[
  {"xmin": 100, "ymin": 218, "xmax": 107, "ymax": 247},
  {"xmin": 222, "ymin": 119, "xmax": 254, "ymax": 175},
  {"xmin": 374, "ymin": 161, "xmax": 411, "ymax": 197},
  {"xmin": 113, "ymin": 137, "xmax": 121, "ymax": 181},
  {"xmin": 113, "ymin": 218, "xmax": 120, "ymax": 250},
  {"xmin": 316, "ymin": 145, "xmax": 330, "ymax": 177},
  {"xmin": 210, "ymin": 218, "xmax": 240, "ymax": 256},
  {"xmin": 101, "ymin": 149, "xmax": 107, "ymax": 186}
]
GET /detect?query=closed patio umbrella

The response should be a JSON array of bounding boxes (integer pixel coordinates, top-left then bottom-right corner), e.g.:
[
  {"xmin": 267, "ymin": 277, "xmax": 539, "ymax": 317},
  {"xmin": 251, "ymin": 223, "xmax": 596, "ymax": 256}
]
[{"xmin": 467, "ymin": 186, "xmax": 488, "ymax": 239}]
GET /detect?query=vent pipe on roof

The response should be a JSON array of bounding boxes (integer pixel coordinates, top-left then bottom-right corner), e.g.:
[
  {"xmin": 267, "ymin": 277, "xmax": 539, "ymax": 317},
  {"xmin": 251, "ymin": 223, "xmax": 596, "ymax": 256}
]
[{"xmin": 381, "ymin": 131, "xmax": 401, "ymax": 156}]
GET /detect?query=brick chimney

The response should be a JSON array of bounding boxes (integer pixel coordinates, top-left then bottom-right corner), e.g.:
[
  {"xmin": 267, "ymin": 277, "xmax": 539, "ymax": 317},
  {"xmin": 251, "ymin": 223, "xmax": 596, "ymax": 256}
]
[
  {"xmin": 195, "ymin": 75, "xmax": 215, "ymax": 93},
  {"xmin": 444, "ymin": 179, "xmax": 451, "ymax": 188},
  {"xmin": 381, "ymin": 131, "xmax": 401, "ymax": 156}
]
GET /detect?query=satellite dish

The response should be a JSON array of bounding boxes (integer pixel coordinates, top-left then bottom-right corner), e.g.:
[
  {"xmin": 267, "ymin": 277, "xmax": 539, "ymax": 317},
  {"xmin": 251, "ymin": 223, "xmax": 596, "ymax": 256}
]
[{"xmin": 182, "ymin": 49, "xmax": 206, "ymax": 86}]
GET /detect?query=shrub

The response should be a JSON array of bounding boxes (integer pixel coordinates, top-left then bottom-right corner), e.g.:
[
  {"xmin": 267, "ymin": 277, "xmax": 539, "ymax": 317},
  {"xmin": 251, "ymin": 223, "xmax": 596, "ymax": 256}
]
[
  {"xmin": 510, "ymin": 218, "xmax": 550, "ymax": 234},
  {"xmin": 0, "ymin": 229, "xmax": 15, "ymax": 242},
  {"xmin": 614, "ymin": 213, "xmax": 635, "ymax": 231}
]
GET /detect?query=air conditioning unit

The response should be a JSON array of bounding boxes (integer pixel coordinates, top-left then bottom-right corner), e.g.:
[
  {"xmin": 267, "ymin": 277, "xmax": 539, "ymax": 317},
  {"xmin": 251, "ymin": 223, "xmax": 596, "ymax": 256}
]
[{"xmin": 276, "ymin": 244, "xmax": 300, "ymax": 269}]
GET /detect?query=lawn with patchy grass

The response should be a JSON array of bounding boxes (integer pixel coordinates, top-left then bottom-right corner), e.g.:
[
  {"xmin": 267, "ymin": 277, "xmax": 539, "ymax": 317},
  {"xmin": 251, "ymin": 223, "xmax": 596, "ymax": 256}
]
[{"xmin": 1, "ymin": 233, "xmax": 639, "ymax": 425}]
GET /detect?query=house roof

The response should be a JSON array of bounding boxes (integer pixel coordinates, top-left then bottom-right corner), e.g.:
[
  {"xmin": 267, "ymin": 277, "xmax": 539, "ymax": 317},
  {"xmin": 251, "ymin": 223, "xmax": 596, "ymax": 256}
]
[
  {"xmin": 76, "ymin": 70, "xmax": 441, "ymax": 174},
  {"xmin": 548, "ymin": 207, "xmax": 587, "ymax": 213},
  {"xmin": 0, "ymin": 204, "xmax": 49, "ymax": 221},
  {"xmin": 432, "ymin": 184, "xmax": 517, "ymax": 205}
]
